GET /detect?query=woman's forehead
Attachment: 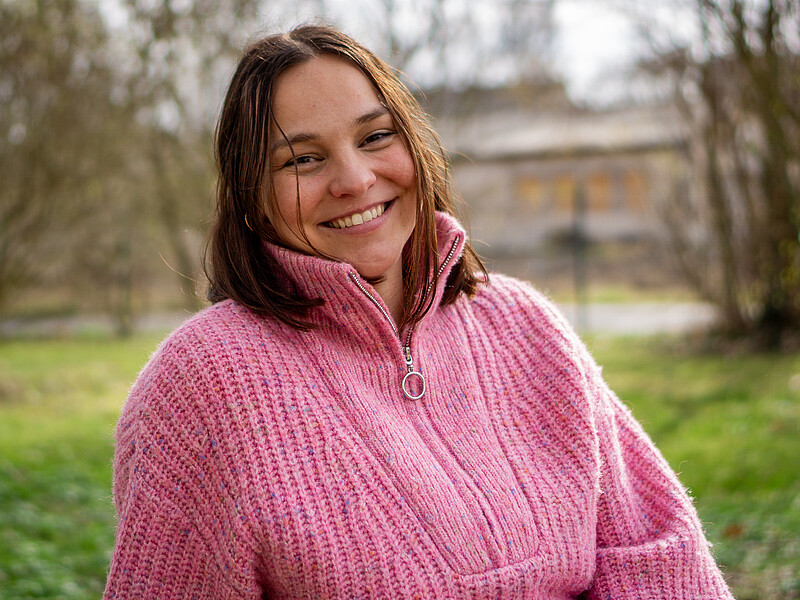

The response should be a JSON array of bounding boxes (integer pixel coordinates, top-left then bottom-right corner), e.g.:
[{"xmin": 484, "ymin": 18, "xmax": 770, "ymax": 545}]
[{"xmin": 270, "ymin": 55, "xmax": 387, "ymax": 137}]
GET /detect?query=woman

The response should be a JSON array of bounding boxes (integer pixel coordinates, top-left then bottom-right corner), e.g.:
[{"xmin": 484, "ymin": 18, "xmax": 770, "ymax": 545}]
[{"xmin": 103, "ymin": 25, "xmax": 734, "ymax": 599}]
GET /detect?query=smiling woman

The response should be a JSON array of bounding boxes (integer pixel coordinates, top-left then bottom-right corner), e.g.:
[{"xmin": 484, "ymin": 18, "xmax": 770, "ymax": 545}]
[
  {"xmin": 102, "ymin": 24, "xmax": 735, "ymax": 600},
  {"xmin": 267, "ymin": 55, "xmax": 418, "ymax": 318},
  {"xmin": 206, "ymin": 26, "xmax": 484, "ymax": 334}
]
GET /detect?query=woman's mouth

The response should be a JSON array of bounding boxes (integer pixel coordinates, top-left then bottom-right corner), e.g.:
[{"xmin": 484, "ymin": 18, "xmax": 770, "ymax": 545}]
[{"xmin": 325, "ymin": 202, "xmax": 388, "ymax": 229}]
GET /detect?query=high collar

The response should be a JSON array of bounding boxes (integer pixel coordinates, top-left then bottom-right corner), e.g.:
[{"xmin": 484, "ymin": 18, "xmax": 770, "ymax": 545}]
[{"xmin": 263, "ymin": 212, "xmax": 467, "ymax": 335}]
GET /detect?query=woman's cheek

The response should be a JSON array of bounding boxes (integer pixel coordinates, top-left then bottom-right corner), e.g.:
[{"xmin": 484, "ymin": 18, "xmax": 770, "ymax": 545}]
[{"xmin": 392, "ymin": 146, "xmax": 417, "ymax": 188}]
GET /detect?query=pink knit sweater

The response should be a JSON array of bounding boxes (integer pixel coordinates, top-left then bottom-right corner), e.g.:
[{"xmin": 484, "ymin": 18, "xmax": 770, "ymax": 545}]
[{"xmin": 104, "ymin": 214, "xmax": 733, "ymax": 599}]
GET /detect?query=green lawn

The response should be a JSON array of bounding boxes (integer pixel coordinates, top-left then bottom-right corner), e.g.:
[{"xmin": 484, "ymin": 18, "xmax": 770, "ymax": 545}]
[
  {"xmin": 1, "ymin": 333, "xmax": 798, "ymax": 599},
  {"xmin": 0, "ymin": 335, "xmax": 162, "ymax": 599}
]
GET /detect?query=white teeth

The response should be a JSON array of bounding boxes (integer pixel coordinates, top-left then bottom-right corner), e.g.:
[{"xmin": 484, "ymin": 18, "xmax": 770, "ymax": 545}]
[{"xmin": 329, "ymin": 203, "xmax": 386, "ymax": 229}]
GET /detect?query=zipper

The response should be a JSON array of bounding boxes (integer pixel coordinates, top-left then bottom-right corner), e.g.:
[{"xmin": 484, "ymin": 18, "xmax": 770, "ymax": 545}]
[
  {"xmin": 349, "ymin": 274, "xmax": 398, "ymax": 336},
  {"xmin": 348, "ymin": 235, "xmax": 461, "ymax": 400}
]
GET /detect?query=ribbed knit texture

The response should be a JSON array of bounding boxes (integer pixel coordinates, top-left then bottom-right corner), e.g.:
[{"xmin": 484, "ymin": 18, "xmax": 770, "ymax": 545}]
[{"xmin": 103, "ymin": 214, "xmax": 734, "ymax": 599}]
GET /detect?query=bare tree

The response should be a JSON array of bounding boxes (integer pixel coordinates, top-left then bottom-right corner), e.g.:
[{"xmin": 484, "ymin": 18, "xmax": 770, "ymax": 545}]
[
  {"xmin": 637, "ymin": 0, "xmax": 800, "ymax": 347},
  {"xmin": 0, "ymin": 0, "xmax": 130, "ymax": 311},
  {"xmin": 112, "ymin": 0, "xmax": 262, "ymax": 312},
  {"xmin": 0, "ymin": 0, "xmax": 261, "ymax": 331},
  {"xmin": 309, "ymin": 0, "xmax": 556, "ymax": 89}
]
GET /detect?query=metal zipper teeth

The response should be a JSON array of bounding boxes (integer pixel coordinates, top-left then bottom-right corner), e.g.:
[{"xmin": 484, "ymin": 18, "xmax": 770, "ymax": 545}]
[
  {"xmin": 348, "ymin": 273, "xmax": 398, "ymax": 335},
  {"xmin": 404, "ymin": 235, "xmax": 462, "ymax": 347}
]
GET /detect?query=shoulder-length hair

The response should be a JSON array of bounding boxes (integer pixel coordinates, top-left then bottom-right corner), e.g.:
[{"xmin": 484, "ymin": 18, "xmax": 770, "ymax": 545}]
[{"xmin": 206, "ymin": 24, "xmax": 487, "ymax": 331}]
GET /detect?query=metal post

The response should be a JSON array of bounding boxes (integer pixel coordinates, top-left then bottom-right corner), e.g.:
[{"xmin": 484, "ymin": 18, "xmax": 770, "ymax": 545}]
[{"xmin": 573, "ymin": 184, "xmax": 588, "ymax": 333}]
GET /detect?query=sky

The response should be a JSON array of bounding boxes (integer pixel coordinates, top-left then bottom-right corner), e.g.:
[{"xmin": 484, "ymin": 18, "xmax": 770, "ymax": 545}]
[{"xmin": 552, "ymin": 0, "xmax": 641, "ymax": 102}]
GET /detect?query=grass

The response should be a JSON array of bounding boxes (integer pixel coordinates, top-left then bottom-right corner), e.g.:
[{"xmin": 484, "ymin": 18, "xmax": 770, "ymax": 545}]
[
  {"xmin": 544, "ymin": 282, "xmax": 701, "ymax": 305},
  {"xmin": 0, "ymin": 333, "xmax": 798, "ymax": 598},
  {"xmin": 0, "ymin": 335, "xmax": 161, "ymax": 599}
]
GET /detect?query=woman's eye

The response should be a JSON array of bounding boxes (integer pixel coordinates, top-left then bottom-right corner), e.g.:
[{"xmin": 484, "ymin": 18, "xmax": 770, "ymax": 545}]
[
  {"xmin": 281, "ymin": 155, "xmax": 316, "ymax": 169},
  {"xmin": 363, "ymin": 130, "xmax": 395, "ymax": 146}
]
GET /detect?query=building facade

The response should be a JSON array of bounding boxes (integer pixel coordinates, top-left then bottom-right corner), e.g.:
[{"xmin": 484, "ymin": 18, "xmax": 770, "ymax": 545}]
[{"xmin": 421, "ymin": 82, "xmax": 689, "ymax": 284}]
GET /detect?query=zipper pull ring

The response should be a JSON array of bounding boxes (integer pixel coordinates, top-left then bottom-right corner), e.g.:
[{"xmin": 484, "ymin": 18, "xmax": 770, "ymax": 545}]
[{"xmin": 401, "ymin": 346, "xmax": 426, "ymax": 400}]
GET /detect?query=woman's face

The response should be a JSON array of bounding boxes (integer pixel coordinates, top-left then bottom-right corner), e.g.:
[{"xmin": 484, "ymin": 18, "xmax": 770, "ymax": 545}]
[{"xmin": 267, "ymin": 55, "xmax": 417, "ymax": 281}]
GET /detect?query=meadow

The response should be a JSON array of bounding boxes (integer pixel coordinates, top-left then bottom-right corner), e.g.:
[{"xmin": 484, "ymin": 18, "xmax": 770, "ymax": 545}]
[{"xmin": 0, "ymin": 332, "xmax": 798, "ymax": 599}]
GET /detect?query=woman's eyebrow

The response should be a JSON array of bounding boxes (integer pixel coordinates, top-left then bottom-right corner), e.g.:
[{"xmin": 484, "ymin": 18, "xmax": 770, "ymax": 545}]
[
  {"xmin": 355, "ymin": 106, "xmax": 390, "ymax": 126},
  {"xmin": 270, "ymin": 132, "xmax": 317, "ymax": 154},
  {"xmin": 270, "ymin": 106, "xmax": 391, "ymax": 154}
]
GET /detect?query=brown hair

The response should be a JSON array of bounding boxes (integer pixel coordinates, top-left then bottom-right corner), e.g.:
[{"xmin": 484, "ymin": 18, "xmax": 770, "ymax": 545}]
[{"xmin": 206, "ymin": 24, "xmax": 487, "ymax": 331}]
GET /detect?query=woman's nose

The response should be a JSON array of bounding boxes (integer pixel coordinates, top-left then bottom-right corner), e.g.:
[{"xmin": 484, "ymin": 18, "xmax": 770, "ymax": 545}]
[{"xmin": 328, "ymin": 153, "xmax": 377, "ymax": 198}]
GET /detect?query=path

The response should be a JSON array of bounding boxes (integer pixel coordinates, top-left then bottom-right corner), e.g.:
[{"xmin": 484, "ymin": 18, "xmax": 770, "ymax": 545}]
[{"xmin": 558, "ymin": 302, "xmax": 716, "ymax": 335}]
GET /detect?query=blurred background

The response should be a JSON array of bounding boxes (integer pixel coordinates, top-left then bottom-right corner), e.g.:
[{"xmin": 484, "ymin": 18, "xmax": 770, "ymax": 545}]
[{"xmin": 1, "ymin": 0, "xmax": 799, "ymax": 598}]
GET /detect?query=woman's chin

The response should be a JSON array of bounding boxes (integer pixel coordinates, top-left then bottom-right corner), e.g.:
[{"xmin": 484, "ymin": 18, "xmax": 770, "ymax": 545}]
[
  {"xmin": 352, "ymin": 263, "xmax": 390, "ymax": 281},
  {"xmin": 353, "ymin": 255, "xmax": 403, "ymax": 287}
]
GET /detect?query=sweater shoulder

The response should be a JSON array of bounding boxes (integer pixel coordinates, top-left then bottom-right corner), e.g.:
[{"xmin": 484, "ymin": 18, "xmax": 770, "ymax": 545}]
[
  {"xmin": 470, "ymin": 273, "xmax": 577, "ymax": 342},
  {"xmin": 461, "ymin": 273, "xmax": 599, "ymax": 383},
  {"xmin": 165, "ymin": 299, "xmax": 283, "ymax": 347},
  {"xmin": 145, "ymin": 300, "xmax": 286, "ymax": 372},
  {"xmin": 111, "ymin": 302, "xmax": 277, "ymax": 555},
  {"xmin": 120, "ymin": 301, "xmax": 284, "ymax": 426}
]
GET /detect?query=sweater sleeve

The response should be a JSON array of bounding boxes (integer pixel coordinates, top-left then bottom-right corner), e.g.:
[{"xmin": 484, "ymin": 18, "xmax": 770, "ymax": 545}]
[
  {"xmin": 102, "ymin": 331, "xmax": 263, "ymax": 600},
  {"xmin": 584, "ymin": 362, "xmax": 734, "ymax": 599},
  {"xmin": 103, "ymin": 478, "xmax": 251, "ymax": 599}
]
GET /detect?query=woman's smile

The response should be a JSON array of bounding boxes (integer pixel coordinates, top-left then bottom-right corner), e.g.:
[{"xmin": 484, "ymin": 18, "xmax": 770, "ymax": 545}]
[{"xmin": 324, "ymin": 200, "xmax": 389, "ymax": 230}]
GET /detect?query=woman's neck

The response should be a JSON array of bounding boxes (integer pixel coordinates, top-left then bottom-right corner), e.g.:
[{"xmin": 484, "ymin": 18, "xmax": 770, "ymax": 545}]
[{"xmin": 371, "ymin": 258, "xmax": 404, "ymax": 327}]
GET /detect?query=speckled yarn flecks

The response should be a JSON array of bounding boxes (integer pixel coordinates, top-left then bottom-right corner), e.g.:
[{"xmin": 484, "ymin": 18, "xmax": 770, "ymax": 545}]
[{"xmin": 103, "ymin": 213, "xmax": 734, "ymax": 600}]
